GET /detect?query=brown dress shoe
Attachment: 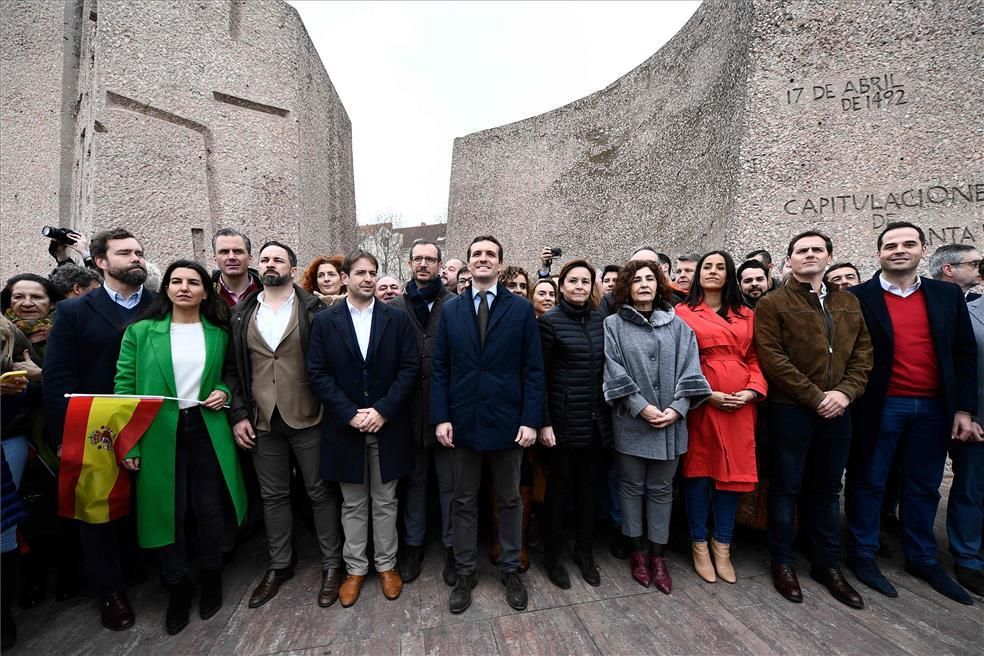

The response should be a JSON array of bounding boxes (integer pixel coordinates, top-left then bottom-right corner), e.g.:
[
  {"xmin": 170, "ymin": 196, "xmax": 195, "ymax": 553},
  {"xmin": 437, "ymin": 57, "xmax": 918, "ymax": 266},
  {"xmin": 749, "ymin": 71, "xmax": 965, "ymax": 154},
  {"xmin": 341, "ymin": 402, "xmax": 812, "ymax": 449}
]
[
  {"xmin": 248, "ymin": 567, "xmax": 294, "ymax": 609},
  {"xmin": 318, "ymin": 567, "xmax": 343, "ymax": 608},
  {"xmin": 378, "ymin": 568, "xmax": 403, "ymax": 600},
  {"xmin": 339, "ymin": 574, "xmax": 366, "ymax": 607},
  {"xmin": 100, "ymin": 592, "xmax": 135, "ymax": 631},
  {"xmin": 811, "ymin": 567, "xmax": 863, "ymax": 609},
  {"xmin": 771, "ymin": 561, "xmax": 803, "ymax": 603}
]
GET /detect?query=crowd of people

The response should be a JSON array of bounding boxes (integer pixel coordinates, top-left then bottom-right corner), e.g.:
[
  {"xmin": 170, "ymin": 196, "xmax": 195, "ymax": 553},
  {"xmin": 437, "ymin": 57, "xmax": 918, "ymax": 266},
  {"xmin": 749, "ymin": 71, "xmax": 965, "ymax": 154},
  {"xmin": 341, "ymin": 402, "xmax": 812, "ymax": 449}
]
[{"xmin": 1, "ymin": 221, "xmax": 983, "ymax": 646}]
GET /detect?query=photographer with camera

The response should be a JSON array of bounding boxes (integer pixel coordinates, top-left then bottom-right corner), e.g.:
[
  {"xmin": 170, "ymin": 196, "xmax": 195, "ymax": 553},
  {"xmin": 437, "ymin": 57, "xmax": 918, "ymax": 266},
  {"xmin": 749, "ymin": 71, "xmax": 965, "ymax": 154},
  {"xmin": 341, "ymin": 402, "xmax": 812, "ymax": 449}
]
[
  {"xmin": 44, "ymin": 226, "xmax": 94, "ymax": 270},
  {"xmin": 537, "ymin": 246, "xmax": 562, "ymax": 279}
]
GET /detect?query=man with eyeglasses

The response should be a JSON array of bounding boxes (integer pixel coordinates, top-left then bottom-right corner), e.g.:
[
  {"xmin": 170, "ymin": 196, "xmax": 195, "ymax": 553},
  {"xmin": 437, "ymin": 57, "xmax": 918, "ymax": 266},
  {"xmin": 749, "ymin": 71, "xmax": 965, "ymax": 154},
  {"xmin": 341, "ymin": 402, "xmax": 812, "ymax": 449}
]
[
  {"xmin": 929, "ymin": 244, "xmax": 981, "ymax": 301},
  {"xmin": 389, "ymin": 240, "xmax": 457, "ymax": 585}
]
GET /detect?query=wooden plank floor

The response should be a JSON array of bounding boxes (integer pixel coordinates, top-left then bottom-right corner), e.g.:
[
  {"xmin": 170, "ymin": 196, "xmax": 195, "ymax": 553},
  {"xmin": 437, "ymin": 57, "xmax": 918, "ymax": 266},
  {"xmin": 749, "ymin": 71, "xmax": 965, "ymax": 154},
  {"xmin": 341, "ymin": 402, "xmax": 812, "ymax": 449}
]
[{"xmin": 8, "ymin": 473, "xmax": 982, "ymax": 656}]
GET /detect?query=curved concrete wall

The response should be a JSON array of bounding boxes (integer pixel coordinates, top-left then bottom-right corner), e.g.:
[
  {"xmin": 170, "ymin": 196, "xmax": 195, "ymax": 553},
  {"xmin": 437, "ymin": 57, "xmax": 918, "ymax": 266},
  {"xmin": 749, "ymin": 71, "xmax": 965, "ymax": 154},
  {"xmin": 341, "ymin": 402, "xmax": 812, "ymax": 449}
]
[
  {"xmin": 1, "ymin": 0, "xmax": 356, "ymax": 279},
  {"xmin": 446, "ymin": 0, "xmax": 983, "ymax": 273}
]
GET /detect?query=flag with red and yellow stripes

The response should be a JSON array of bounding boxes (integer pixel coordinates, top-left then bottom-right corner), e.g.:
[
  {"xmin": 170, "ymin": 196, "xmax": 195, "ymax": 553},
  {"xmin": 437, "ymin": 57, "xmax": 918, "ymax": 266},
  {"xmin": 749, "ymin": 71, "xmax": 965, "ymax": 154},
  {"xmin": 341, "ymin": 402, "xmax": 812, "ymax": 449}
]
[{"xmin": 57, "ymin": 395, "xmax": 163, "ymax": 524}]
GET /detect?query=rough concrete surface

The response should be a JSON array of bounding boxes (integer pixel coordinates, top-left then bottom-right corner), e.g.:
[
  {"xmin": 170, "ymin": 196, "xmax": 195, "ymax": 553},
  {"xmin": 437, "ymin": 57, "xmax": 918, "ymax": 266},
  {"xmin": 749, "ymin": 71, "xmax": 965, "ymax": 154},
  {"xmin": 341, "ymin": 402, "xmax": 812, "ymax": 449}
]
[
  {"xmin": 0, "ymin": 0, "xmax": 356, "ymax": 280},
  {"xmin": 446, "ymin": 0, "xmax": 984, "ymax": 274}
]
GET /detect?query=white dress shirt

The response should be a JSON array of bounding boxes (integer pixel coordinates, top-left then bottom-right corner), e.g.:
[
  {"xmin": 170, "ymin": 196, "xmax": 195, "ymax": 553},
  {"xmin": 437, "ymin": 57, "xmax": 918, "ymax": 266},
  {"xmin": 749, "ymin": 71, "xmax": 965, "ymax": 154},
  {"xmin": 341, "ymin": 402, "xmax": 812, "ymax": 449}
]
[
  {"xmin": 170, "ymin": 322, "xmax": 206, "ymax": 409},
  {"xmin": 255, "ymin": 291, "xmax": 295, "ymax": 349},
  {"xmin": 879, "ymin": 273, "xmax": 921, "ymax": 299},
  {"xmin": 348, "ymin": 298, "xmax": 375, "ymax": 360}
]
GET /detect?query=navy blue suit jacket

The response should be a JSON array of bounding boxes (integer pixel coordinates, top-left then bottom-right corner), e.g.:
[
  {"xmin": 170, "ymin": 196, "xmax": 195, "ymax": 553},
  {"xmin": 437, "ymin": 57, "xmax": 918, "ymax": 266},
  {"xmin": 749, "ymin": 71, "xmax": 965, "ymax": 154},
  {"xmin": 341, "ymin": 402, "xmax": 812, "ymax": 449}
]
[
  {"xmin": 307, "ymin": 300, "xmax": 419, "ymax": 484},
  {"xmin": 849, "ymin": 275, "xmax": 977, "ymax": 451},
  {"xmin": 430, "ymin": 286, "xmax": 545, "ymax": 451},
  {"xmin": 43, "ymin": 287, "xmax": 155, "ymax": 447}
]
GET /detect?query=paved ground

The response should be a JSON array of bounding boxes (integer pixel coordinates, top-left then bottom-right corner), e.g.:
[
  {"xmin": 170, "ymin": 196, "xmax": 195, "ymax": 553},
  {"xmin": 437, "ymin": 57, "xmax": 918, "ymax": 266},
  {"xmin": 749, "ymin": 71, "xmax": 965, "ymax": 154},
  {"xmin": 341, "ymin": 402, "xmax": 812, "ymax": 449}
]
[{"xmin": 7, "ymin": 475, "xmax": 982, "ymax": 656}]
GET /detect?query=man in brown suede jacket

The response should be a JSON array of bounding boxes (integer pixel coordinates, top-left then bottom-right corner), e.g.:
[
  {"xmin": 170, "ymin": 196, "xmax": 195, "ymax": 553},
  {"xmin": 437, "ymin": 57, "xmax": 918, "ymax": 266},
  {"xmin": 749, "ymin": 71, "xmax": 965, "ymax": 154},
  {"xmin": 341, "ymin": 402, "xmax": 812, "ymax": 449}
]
[{"xmin": 754, "ymin": 230, "xmax": 873, "ymax": 610}]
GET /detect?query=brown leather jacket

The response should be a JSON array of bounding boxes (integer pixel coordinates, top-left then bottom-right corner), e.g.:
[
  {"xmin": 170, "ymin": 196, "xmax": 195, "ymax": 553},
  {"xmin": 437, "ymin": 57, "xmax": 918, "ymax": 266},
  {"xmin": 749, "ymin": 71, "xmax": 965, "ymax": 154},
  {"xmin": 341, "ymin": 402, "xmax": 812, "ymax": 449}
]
[{"xmin": 753, "ymin": 279, "xmax": 872, "ymax": 409}]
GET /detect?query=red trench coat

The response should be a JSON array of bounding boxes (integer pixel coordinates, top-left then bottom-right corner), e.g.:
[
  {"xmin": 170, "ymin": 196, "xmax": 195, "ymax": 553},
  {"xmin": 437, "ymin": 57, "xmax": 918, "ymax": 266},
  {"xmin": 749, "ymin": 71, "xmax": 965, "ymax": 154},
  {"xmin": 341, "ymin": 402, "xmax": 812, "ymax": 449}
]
[{"xmin": 676, "ymin": 303, "xmax": 767, "ymax": 492}]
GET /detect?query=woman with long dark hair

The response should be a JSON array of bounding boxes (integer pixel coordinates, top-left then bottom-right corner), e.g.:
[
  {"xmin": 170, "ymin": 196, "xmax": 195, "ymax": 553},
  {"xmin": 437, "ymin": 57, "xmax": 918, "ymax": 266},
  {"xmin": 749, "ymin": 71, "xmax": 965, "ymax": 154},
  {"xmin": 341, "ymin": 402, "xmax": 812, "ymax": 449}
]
[
  {"xmin": 603, "ymin": 260, "xmax": 710, "ymax": 593},
  {"xmin": 537, "ymin": 260, "xmax": 611, "ymax": 588},
  {"xmin": 676, "ymin": 251, "xmax": 766, "ymax": 584},
  {"xmin": 115, "ymin": 259, "xmax": 246, "ymax": 634}
]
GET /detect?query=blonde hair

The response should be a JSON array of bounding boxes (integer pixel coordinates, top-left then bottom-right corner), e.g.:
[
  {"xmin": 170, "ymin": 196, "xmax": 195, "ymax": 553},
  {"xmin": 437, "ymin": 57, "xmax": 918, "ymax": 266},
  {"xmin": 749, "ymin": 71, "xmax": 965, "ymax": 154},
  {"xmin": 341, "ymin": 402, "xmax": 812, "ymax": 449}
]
[{"xmin": 0, "ymin": 316, "xmax": 16, "ymax": 372}]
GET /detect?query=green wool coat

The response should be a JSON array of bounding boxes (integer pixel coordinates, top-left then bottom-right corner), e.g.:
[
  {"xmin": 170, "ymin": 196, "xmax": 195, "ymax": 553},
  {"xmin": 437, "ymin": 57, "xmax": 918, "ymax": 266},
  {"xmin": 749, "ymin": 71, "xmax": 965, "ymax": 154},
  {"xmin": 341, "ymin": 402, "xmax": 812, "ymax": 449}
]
[{"xmin": 115, "ymin": 315, "xmax": 247, "ymax": 549}]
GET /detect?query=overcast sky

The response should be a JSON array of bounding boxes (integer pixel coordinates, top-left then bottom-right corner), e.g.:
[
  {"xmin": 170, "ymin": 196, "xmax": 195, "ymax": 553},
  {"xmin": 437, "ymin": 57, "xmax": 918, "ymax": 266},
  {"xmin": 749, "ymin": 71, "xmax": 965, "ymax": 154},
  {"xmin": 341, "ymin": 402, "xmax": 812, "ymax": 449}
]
[{"xmin": 287, "ymin": 0, "xmax": 701, "ymax": 226}]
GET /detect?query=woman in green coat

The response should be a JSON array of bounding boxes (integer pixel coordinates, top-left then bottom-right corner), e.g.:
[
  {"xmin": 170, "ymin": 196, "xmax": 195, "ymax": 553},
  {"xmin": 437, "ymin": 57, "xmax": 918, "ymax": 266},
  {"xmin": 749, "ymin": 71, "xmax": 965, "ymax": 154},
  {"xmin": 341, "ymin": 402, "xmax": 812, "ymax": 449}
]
[{"xmin": 115, "ymin": 259, "xmax": 246, "ymax": 635}]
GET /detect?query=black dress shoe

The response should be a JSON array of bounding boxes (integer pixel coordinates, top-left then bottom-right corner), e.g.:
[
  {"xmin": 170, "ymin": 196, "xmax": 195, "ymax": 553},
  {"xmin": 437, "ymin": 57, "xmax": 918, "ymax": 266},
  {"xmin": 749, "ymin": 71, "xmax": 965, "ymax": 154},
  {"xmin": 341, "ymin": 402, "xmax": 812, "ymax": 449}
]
[
  {"xmin": 502, "ymin": 572, "xmax": 528, "ymax": 611},
  {"xmin": 442, "ymin": 547, "xmax": 458, "ymax": 587},
  {"xmin": 100, "ymin": 592, "xmax": 136, "ymax": 631},
  {"xmin": 55, "ymin": 569, "xmax": 80, "ymax": 602},
  {"xmin": 811, "ymin": 567, "xmax": 864, "ymax": 609},
  {"xmin": 199, "ymin": 568, "xmax": 223, "ymax": 620},
  {"xmin": 165, "ymin": 579, "xmax": 195, "ymax": 635},
  {"xmin": 572, "ymin": 550, "xmax": 601, "ymax": 587},
  {"xmin": 449, "ymin": 572, "xmax": 477, "ymax": 614},
  {"xmin": 19, "ymin": 579, "xmax": 44, "ymax": 609},
  {"xmin": 544, "ymin": 556, "xmax": 571, "ymax": 590},
  {"xmin": 954, "ymin": 565, "xmax": 984, "ymax": 597},
  {"xmin": 905, "ymin": 562, "xmax": 973, "ymax": 605},
  {"xmin": 610, "ymin": 531, "xmax": 630, "ymax": 560},
  {"xmin": 318, "ymin": 567, "xmax": 343, "ymax": 608},
  {"xmin": 248, "ymin": 566, "xmax": 294, "ymax": 609},
  {"xmin": 398, "ymin": 545, "xmax": 424, "ymax": 583},
  {"xmin": 771, "ymin": 562, "xmax": 803, "ymax": 603}
]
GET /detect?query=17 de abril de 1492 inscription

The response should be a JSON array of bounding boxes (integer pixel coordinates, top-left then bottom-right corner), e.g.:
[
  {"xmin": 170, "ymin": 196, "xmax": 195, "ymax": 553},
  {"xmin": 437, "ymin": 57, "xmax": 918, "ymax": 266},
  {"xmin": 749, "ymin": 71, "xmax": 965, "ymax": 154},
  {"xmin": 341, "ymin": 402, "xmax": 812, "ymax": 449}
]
[{"xmin": 784, "ymin": 73, "xmax": 907, "ymax": 112}]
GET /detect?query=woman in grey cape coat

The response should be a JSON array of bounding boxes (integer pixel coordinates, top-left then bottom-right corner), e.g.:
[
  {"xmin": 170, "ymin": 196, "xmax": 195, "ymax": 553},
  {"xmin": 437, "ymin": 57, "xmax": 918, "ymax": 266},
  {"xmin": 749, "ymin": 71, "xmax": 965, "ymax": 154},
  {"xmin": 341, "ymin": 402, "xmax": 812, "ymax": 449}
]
[{"xmin": 602, "ymin": 259, "xmax": 711, "ymax": 593}]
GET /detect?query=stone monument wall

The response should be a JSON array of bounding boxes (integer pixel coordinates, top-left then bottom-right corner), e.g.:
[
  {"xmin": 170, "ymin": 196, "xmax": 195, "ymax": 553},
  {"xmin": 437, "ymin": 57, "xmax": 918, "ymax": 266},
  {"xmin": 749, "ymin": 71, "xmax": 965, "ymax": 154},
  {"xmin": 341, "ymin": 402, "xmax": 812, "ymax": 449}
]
[
  {"xmin": 446, "ymin": 0, "xmax": 983, "ymax": 274},
  {"xmin": 0, "ymin": 0, "xmax": 356, "ymax": 280}
]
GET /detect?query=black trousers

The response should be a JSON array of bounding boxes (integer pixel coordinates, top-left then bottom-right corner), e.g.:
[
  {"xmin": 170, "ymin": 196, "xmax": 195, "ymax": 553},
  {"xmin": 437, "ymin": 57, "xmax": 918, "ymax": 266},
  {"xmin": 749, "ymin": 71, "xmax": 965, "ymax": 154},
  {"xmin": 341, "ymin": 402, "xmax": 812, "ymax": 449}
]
[
  {"xmin": 159, "ymin": 408, "xmax": 225, "ymax": 584},
  {"xmin": 79, "ymin": 521, "xmax": 125, "ymax": 600},
  {"xmin": 542, "ymin": 444, "xmax": 599, "ymax": 558}
]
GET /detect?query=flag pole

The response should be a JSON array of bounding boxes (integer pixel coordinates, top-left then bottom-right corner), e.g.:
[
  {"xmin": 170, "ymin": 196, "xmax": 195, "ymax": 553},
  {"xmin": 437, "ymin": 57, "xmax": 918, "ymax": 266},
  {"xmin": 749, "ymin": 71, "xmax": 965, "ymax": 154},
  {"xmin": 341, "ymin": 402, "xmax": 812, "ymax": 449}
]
[{"xmin": 64, "ymin": 393, "xmax": 202, "ymax": 405}]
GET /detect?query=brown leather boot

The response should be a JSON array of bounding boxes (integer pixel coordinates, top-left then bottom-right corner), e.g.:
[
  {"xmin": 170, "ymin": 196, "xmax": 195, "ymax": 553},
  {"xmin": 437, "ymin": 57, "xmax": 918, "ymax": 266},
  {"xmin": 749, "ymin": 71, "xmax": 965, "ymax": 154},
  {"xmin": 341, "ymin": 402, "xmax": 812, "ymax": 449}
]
[
  {"xmin": 691, "ymin": 542, "xmax": 716, "ymax": 583},
  {"xmin": 710, "ymin": 539, "xmax": 736, "ymax": 584}
]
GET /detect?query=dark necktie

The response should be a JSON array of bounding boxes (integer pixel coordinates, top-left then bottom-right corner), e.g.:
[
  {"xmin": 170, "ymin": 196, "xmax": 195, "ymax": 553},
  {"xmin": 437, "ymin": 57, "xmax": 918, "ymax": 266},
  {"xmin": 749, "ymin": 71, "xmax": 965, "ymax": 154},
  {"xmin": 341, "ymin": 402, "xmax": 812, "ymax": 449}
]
[{"xmin": 477, "ymin": 290, "xmax": 489, "ymax": 348}]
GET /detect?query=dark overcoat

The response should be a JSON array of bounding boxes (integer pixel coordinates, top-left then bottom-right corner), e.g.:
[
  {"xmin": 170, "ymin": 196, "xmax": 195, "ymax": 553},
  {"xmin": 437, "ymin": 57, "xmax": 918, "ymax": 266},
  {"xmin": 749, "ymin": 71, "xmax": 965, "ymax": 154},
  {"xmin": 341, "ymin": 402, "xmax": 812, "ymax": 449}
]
[
  {"xmin": 430, "ymin": 286, "xmax": 545, "ymax": 451},
  {"xmin": 307, "ymin": 300, "xmax": 419, "ymax": 484}
]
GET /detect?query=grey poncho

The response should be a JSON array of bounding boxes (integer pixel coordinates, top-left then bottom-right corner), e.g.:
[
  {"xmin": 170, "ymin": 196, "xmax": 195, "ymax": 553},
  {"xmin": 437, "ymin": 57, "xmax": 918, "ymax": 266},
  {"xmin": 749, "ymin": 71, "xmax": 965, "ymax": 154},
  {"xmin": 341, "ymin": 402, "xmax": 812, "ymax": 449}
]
[{"xmin": 603, "ymin": 304, "xmax": 711, "ymax": 460}]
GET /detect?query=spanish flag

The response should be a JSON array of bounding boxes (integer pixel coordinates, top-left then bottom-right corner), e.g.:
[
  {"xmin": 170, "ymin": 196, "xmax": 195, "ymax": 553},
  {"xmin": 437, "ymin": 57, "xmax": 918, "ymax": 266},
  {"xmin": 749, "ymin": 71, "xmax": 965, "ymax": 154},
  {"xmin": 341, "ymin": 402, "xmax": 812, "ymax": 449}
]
[{"xmin": 58, "ymin": 395, "xmax": 163, "ymax": 524}]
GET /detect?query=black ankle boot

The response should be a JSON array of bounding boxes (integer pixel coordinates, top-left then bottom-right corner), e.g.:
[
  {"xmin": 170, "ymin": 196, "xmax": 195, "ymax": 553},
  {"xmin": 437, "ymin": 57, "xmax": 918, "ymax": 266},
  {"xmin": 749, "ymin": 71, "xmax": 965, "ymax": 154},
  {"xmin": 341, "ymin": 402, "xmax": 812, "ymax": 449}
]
[
  {"xmin": 165, "ymin": 579, "xmax": 195, "ymax": 635},
  {"xmin": 2, "ymin": 551, "xmax": 18, "ymax": 649},
  {"xmin": 199, "ymin": 569, "xmax": 222, "ymax": 620}
]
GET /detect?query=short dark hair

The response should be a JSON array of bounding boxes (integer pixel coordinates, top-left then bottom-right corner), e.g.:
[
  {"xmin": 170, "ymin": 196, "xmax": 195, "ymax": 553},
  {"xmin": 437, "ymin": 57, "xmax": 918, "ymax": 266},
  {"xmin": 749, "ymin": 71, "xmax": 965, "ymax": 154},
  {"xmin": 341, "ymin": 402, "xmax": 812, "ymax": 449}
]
[
  {"xmin": 1, "ymin": 273, "xmax": 64, "ymax": 312},
  {"xmin": 611, "ymin": 259, "xmax": 673, "ymax": 311},
  {"xmin": 49, "ymin": 263, "xmax": 101, "ymax": 295},
  {"xmin": 467, "ymin": 235, "xmax": 503, "ymax": 261},
  {"xmin": 824, "ymin": 262, "xmax": 860, "ymax": 281},
  {"xmin": 90, "ymin": 227, "xmax": 140, "ymax": 262},
  {"xmin": 258, "ymin": 241, "xmax": 297, "ymax": 267},
  {"xmin": 602, "ymin": 264, "xmax": 621, "ymax": 277},
  {"xmin": 787, "ymin": 230, "xmax": 833, "ymax": 257},
  {"xmin": 341, "ymin": 249, "xmax": 379, "ymax": 275},
  {"xmin": 656, "ymin": 253, "xmax": 672, "ymax": 268},
  {"xmin": 676, "ymin": 253, "xmax": 700, "ymax": 264},
  {"xmin": 877, "ymin": 221, "xmax": 926, "ymax": 250},
  {"xmin": 409, "ymin": 239, "xmax": 442, "ymax": 262},
  {"xmin": 212, "ymin": 227, "xmax": 252, "ymax": 255},
  {"xmin": 737, "ymin": 259, "xmax": 769, "ymax": 279},
  {"xmin": 744, "ymin": 249, "xmax": 773, "ymax": 266}
]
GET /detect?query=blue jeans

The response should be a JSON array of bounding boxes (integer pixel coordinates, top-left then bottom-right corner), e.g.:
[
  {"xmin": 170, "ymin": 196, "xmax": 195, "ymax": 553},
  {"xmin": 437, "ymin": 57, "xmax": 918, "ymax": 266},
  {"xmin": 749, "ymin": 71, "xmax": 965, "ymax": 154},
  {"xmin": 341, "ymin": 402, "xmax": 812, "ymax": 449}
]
[
  {"xmin": 846, "ymin": 397, "xmax": 948, "ymax": 566},
  {"xmin": 946, "ymin": 440, "xmax": 984, "ymax": 570},
  {"xmin": 1, "ymin": 436, "xmax": 29, "ymax": 553},
  {"xmin": 767, "ymin": 404, "xmax": 852, "ymax": 568},
  {"xmin": 684, "ymin": 477, "xmax": 739, "ymax": 544}
]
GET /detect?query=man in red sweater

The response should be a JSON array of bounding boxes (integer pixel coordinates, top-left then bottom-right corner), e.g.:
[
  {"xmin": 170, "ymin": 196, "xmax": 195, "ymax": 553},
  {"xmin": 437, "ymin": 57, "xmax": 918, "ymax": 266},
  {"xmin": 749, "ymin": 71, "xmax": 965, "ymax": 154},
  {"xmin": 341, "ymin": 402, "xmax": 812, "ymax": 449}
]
[{"xmin": 846, "ymin": 221, "xmax": 979, "ymax": 606}]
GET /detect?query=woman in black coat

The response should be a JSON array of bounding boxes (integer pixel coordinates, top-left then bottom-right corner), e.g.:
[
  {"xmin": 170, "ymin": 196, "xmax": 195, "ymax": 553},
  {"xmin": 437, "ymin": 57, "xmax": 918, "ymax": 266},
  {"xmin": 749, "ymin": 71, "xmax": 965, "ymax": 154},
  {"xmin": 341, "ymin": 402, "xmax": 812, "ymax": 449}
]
[{"xmin": 537, "ymin": 259, "xmax": 613, "ymax": 589}]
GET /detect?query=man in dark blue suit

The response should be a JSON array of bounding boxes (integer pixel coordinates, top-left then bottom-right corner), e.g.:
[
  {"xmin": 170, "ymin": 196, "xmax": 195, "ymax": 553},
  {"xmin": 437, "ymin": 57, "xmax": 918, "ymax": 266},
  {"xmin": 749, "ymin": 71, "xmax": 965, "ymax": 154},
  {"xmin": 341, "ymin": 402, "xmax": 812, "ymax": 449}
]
[
  {"xmin": 43, "ymin": 227, "xmax": 154, "ymax": 631},
  {"xmin": 431, "ymin": 235, "xmax": 545, "ymax": 614},
  {"xmin": 846, "ymin": 221, "xmax": 978, "ymax": 605},
  {"xmin": 307, "ymin": 250, "xmax": 419, "ymax": 608}
]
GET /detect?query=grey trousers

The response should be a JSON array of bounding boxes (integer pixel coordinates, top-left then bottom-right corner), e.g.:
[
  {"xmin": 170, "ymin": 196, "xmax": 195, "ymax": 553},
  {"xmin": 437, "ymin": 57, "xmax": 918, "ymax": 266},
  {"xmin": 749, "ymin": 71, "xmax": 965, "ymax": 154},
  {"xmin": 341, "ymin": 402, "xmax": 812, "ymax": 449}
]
[
  {"xmin": 252, "ymin": 411, "xmax": 342, "ymax": 570},
  {"xmin": 452, "ymin": 447, "xmax": 523, "ymax": 575},
  {"xmin": 338, "ymin": 434, "xmax": 399, "ymax": 575},
  {"xmin": 403, "ymin": 446, "xmax": 455, "ymax": 548},
  {"xmin": 618, "ymin": 452, "xmax": 678, "ymax": 544}
]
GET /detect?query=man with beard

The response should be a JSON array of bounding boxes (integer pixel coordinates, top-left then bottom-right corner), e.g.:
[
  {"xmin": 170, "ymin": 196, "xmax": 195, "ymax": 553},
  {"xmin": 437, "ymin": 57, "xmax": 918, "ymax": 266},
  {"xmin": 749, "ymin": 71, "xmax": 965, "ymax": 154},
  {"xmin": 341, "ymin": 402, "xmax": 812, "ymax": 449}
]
[
  {"xmin": 389, "ymin": 240, "xmax": 456, "ymax": 584},
  {"xmin": 308, "ymin": 250, "xmax": 419, "ymax": 607},
  {"xmin": 225, "ymin": 241, "xmax": 344, "ymax": 609},
  {"xmin": 738, "ymin": 259, "xmax": 770, "ymax": 307},
  {"xmin": 211, "ymin": 227, "xmax": 260, "ymax": 307},
  {"xmin": 43, "ymin": 227, "xmax": 154, "ymax": 632},
  {"xmin": 441, "ymin": 258, "xmax": 464, "ymax": 295}
]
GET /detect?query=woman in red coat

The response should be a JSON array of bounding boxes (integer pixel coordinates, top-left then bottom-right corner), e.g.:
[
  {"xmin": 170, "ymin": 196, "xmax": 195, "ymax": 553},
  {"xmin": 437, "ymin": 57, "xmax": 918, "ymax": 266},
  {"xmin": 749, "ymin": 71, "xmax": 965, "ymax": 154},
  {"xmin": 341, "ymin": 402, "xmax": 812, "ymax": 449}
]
[{"xmin": 676, "ymin": 251, "xmax": 766, "ymax": 584}]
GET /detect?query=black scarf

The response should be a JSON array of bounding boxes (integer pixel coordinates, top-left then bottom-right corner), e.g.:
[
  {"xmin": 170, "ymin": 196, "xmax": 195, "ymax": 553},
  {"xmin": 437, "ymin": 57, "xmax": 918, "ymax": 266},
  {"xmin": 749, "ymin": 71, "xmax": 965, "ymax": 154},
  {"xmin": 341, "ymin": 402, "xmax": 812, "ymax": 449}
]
[{"xmin": 405, "ymin": 277, "xmax": 442, "ymax": 326}]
